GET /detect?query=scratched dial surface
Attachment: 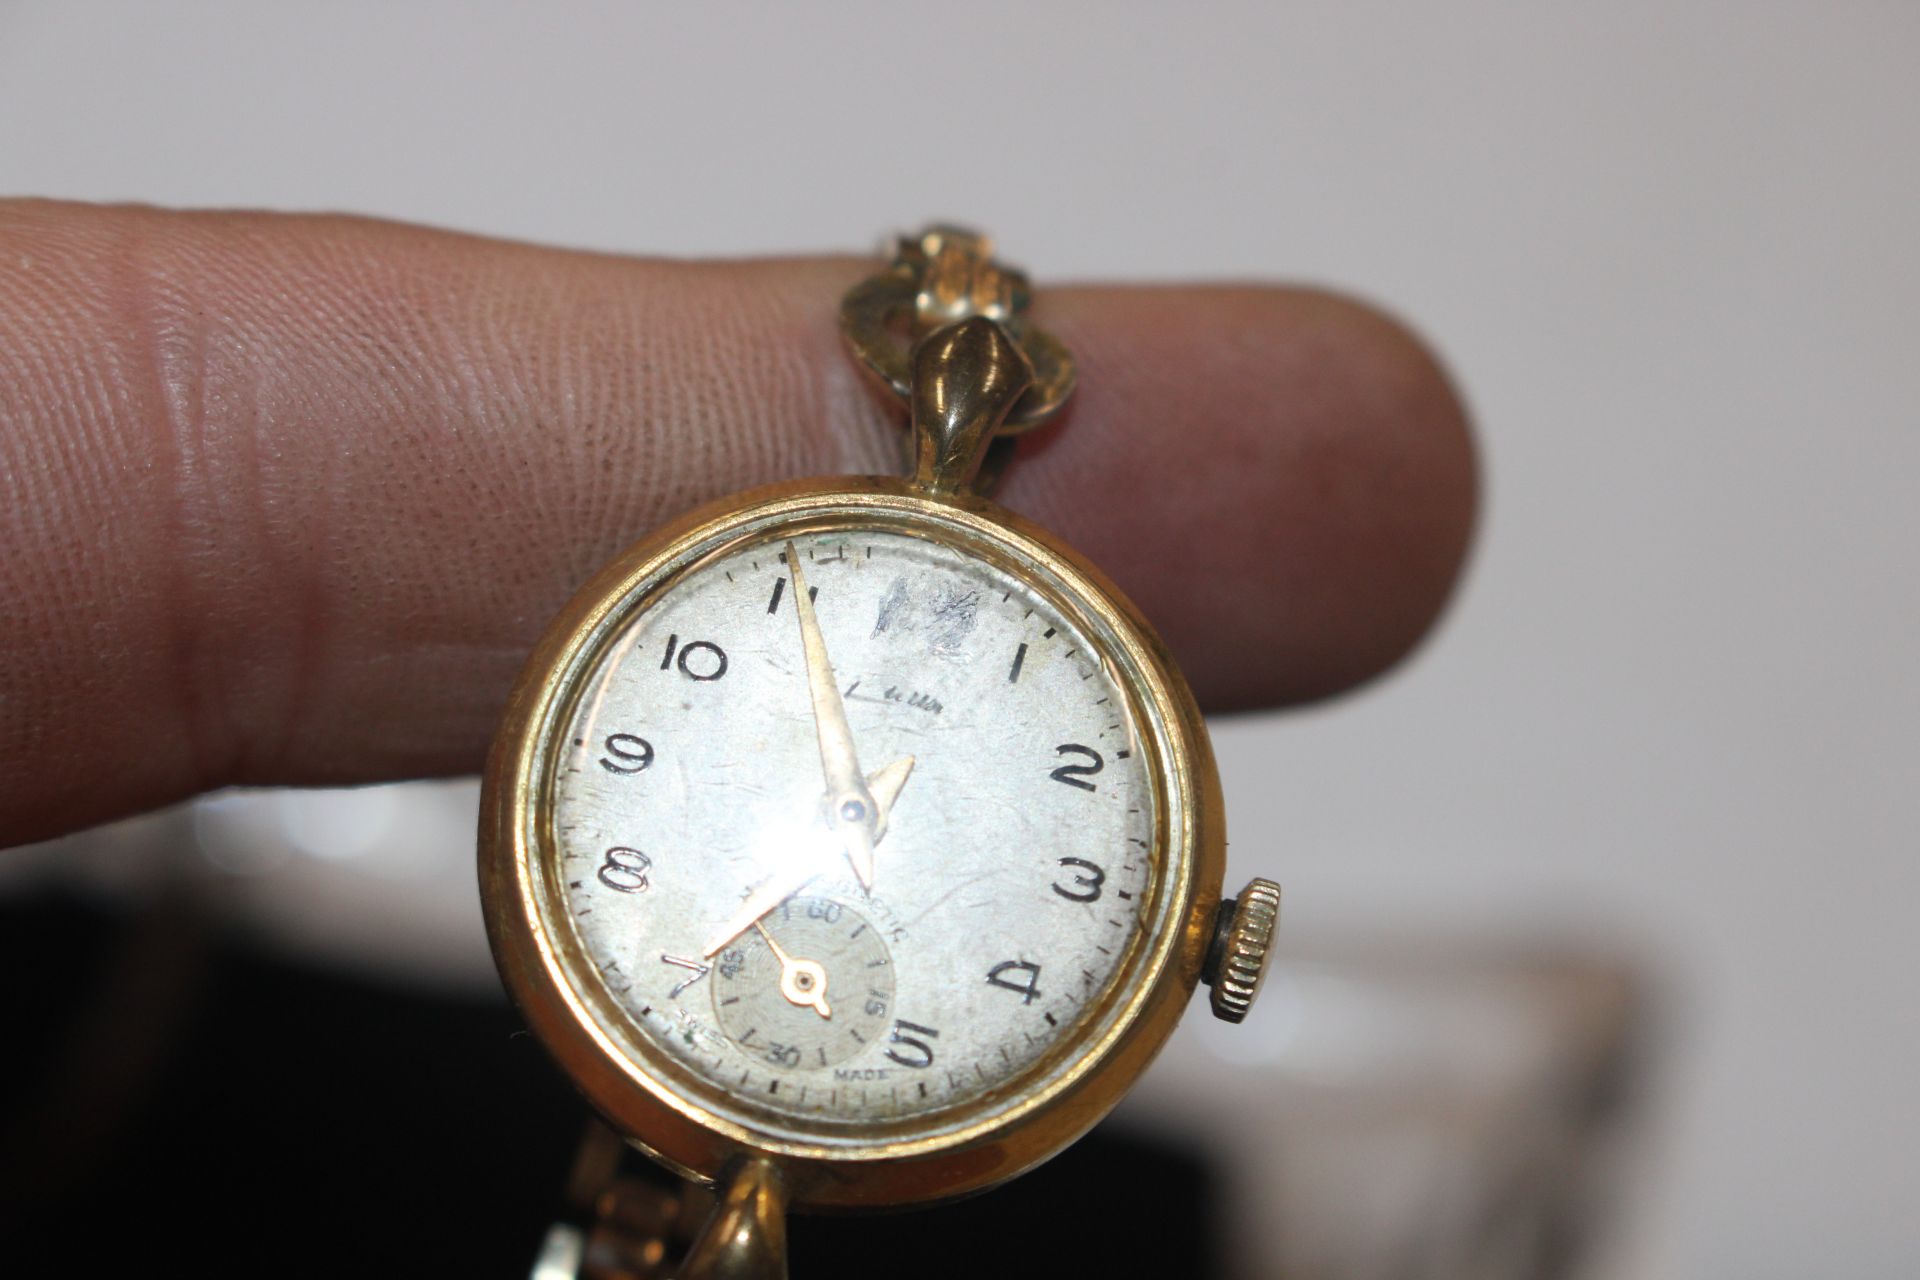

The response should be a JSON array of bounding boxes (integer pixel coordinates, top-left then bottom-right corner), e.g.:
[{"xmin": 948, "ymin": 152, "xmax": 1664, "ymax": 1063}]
[{"xmin": 551, "ymin": 528, "xmax": 1156, "ymax": 1130}]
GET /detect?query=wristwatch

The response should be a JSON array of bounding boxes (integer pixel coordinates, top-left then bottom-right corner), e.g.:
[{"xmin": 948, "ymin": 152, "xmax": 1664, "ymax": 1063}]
[{"xmin": 479, "ymin": 227, "xmax": 1281, "ymax": 1278}]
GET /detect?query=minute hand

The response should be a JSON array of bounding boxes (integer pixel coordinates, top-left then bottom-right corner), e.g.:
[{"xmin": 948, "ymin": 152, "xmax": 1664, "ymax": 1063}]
[{"xmin": 786, "ymin": 542, "xmax": 881, "ymax": 888}]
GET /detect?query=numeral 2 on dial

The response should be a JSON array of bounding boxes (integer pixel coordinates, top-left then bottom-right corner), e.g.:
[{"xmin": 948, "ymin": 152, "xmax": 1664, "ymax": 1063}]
[{"xmin": 1049, "ymin": 744, "xmax": 1104, "ymax": 791}]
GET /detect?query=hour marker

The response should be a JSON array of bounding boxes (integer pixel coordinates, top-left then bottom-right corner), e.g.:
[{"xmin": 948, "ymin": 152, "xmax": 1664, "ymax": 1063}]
[
  {"xmin": 1008, "ymin": 642, "xmax": 1028, "ymax": 683},
  {"xmin": 1043, "ymin": 1012, "xmax": 1058, "ymax": 1027},
  {"xmin": 766, "ymin": 577, "xmax": 818, "ymax": 614},
  {"xmin": 1042, "ymin": 626, "xmax": 1057, "ymax": 639},
  {"xmin": 1115, "ymin": 750, "xmax": 1131, "ymax": 760},
  {"xmin": 661, "ymin": 954, "xmax": 711, "ymax": 998}
]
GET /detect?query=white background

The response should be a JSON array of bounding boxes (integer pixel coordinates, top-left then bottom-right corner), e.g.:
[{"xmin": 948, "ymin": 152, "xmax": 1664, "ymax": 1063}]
[{"xmin": 2, "ymin": 3, "xmax": 1916, "ymax": 1276}]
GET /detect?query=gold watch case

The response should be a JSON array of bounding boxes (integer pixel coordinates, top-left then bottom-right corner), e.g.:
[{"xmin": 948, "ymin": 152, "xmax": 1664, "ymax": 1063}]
[{"xmin": 479, "ymin": 474, "xmax": 1227, "ymax": 1211}]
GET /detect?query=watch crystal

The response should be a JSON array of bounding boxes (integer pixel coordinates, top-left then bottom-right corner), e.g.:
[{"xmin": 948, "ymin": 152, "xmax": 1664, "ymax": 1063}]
[{"xmin": 549, "ymin": 528, "xmax": 1157, "ymax": 1130}]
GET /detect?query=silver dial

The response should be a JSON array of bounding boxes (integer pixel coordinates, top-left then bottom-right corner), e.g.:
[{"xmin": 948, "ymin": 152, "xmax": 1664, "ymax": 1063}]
[{"xmin": 550, "ymin": 527, "xmax": 1156, "ymax": 1130}]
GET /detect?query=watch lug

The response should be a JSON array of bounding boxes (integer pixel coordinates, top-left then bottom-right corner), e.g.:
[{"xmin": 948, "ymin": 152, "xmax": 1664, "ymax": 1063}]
[
  {"xmin": 677, "ymin": 1156, "xmax": 788, "ymax": 1280},
  {"xmin": 908, "ymin": 316, "xmax": 1034, "ymax": 497}
]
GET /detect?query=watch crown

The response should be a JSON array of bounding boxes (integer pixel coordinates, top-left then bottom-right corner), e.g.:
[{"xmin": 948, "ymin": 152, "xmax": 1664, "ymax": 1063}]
[{"xmin": 1204, "ymin": 878, "xmax": 1281, "ymax": 1024}]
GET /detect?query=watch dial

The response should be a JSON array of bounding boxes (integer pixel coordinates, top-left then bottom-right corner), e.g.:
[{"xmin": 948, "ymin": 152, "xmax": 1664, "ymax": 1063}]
[{"xmin": 549, "ymin": 528, "xmax": 1157, "ymax": 1131}]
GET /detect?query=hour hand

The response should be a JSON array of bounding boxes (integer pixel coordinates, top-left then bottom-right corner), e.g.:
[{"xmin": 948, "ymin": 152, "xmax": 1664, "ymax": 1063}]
[{"xmin": 866, "ymin": 755, "xmax": 915, "ymax": 840}]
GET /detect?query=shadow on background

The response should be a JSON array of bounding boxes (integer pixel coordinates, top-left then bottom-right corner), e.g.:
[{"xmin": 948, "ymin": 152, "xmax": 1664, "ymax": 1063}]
[{"xmin": 0, "ymin": 894, "xmax": 1219, "ymax": 1278}]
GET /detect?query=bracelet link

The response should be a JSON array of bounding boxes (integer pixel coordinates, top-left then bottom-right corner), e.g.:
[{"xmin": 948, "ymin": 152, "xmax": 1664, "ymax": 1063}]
[{"xmin": 840, "ymin": 225, "xmax": 1076, "ymax": 441}]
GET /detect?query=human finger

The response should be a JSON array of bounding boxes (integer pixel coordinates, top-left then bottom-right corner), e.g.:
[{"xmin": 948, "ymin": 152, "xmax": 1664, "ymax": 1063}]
[{"xmin": 0, "ymin": 200, "xmax": 1474, "ymax": 847}]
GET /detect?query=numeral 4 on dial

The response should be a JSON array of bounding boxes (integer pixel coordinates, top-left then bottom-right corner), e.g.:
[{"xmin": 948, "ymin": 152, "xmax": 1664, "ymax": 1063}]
[{"xmin": 986, "ymin": 960, "xmax": 1043, "ymax": 1005}]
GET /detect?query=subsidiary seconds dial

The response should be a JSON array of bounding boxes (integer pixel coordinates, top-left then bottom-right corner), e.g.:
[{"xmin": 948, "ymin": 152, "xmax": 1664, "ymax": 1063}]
[
  {"xmin": 551, "ymin": 527, "xmax": 1159, "ymax": 1130},
  {"xmin": 711, "ymin": 897, "xmax": 895, "ymax": 1073}
]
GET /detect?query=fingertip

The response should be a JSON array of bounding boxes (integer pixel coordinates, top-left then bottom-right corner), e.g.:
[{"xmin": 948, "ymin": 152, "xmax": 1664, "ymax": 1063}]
[{"xmin": 1002, "ymin": 283, "xmax": 1477, "ymax": 708}]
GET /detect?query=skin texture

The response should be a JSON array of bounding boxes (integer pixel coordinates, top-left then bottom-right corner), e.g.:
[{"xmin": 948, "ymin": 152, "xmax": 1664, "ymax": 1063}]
[{"xmin": 0, "ymin": 200, "xmax": 1477, "ymax": 848}]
